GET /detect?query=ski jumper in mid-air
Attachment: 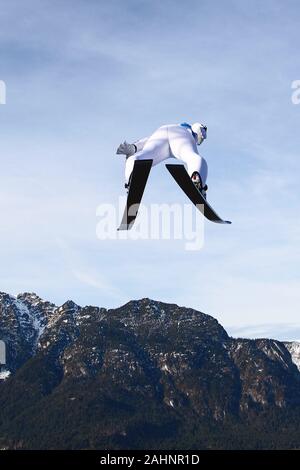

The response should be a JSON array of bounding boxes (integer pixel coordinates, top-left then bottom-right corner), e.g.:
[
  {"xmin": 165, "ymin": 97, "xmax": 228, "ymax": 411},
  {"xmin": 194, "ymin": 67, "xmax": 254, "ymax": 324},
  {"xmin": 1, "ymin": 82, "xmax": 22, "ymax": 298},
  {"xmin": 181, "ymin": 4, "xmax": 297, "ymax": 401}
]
[
  {"xmin": 116, "ymin": 122, "xmax": 231, "ymax": 229},
  {"xmin": 117, "ymin": 122, "xmax": 208, "ymax": 197}
]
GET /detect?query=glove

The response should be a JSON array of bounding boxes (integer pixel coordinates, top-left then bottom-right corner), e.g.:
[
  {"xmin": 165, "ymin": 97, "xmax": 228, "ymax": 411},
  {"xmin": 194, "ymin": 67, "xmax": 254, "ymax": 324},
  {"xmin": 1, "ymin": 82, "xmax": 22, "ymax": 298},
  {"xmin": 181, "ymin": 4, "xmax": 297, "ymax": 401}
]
[{"xmin": 116, "ymin": 141, "xmax": 136, "ymax": 157}]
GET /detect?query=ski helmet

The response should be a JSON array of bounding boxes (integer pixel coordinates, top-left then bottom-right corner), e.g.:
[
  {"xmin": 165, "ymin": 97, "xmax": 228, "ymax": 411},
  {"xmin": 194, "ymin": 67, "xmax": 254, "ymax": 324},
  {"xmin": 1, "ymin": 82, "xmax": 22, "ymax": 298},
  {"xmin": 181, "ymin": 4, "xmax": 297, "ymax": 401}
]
[{"xmin": 191, "ymin": 122, "xmax": 207, "ymax": 145}]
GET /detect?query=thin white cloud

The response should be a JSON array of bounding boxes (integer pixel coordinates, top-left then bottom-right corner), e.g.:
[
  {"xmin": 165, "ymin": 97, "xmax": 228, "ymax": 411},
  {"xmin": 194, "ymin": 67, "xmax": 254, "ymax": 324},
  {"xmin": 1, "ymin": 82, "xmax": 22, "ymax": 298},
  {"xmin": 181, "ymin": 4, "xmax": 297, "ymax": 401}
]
[{"xmin": 72, "ymin": 269, "xmax": 121, "ymax": 298}]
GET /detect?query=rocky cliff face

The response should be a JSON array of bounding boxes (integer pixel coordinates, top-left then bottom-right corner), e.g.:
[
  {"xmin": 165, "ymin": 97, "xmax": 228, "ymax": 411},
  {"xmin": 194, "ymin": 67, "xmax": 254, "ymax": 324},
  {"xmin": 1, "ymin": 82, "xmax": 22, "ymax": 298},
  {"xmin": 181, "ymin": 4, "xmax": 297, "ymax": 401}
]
[
  {"xmin": 0, "ymin": 292, "xmax": 56, "ymax": 372},
  {"xmin": 0, "ymin": 293, "xmax": 300, "ymax": 449}
]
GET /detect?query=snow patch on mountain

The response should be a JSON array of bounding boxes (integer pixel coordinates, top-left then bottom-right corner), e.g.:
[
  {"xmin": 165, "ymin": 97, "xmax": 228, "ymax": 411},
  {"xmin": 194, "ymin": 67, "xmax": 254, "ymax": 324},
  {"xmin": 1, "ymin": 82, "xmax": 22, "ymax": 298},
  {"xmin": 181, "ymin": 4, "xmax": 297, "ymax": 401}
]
[
  {"xmin": 12, "ymin": 298, "xmax": 45, "ymax": 346},
  {"xmin": 0, "ymin": 369, "xmax": 11, "ymax": 380},
  {"xmin": 284, "ymin": 341, "xmax": 300, "ymax": 371}
]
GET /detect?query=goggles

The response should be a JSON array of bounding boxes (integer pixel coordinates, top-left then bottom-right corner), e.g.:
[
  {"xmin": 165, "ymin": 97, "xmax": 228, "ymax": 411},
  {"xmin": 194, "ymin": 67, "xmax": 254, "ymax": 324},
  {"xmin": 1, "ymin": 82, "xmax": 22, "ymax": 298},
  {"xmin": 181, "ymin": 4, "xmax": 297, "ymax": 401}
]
[{"xmin": 201, "ymin": 127, "xmax": 207, "ymax": 139}]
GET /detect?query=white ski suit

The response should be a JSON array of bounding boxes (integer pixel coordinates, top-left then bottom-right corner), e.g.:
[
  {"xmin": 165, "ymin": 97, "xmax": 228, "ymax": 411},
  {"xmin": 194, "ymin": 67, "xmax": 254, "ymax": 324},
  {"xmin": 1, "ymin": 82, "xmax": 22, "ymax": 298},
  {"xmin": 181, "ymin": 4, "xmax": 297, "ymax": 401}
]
[{"xmin": 125, "ymin": 124, "xmax": 208, "ymax": 186}]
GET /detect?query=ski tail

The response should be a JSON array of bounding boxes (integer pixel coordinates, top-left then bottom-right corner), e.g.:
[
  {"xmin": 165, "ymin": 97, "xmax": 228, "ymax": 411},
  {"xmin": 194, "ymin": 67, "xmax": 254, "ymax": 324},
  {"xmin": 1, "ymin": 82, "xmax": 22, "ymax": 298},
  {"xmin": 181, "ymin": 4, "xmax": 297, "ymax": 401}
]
[{"xmin": 118, "ymin": 159, "xmax": 153, "ymax": 230}]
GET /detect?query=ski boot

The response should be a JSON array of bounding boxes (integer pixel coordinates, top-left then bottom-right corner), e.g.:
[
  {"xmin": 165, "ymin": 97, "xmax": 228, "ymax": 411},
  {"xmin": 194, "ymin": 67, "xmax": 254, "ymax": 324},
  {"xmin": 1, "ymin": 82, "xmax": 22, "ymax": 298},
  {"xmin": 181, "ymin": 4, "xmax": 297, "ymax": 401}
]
[{"xmin": 191, "ymin": 172, "xmax": 207, "ymax": 199}]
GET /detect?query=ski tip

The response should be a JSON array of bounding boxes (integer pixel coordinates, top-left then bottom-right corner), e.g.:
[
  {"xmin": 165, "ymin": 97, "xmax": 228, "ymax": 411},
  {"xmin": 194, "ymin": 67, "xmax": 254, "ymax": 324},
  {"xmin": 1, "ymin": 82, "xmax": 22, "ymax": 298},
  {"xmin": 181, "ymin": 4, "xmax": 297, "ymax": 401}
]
[{"xmin": 215, "ymin": 220, "xmax": 232, "ymax": 225}]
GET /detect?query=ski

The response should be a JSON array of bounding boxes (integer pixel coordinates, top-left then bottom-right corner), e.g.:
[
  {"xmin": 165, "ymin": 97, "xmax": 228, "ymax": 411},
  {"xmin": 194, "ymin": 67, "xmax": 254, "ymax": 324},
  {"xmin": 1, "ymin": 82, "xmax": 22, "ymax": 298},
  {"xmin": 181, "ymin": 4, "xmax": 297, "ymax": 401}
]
[
  {"xmin": 166, "ymin": 164, "xmax": 231, "ymax": 224},
  {"xmin": 118, "ymin": 159, "xmax": 153, "ymax": 230}
]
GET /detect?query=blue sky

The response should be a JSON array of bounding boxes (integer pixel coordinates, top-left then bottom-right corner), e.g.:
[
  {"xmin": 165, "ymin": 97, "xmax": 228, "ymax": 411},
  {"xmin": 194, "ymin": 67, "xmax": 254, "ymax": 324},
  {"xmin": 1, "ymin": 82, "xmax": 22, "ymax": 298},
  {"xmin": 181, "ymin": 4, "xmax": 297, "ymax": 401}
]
[{"xmin": 0, "ymin": 0, "xmax": 300, "ymax": 339}]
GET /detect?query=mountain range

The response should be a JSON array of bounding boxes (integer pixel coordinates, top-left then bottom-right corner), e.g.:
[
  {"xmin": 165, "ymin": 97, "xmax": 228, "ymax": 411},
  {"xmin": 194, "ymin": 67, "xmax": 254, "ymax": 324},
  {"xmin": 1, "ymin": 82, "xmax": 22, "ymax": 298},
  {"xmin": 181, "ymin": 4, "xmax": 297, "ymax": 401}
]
[{"xmin": 1, "ymin": 292, "xmax": 300, "ymax": 449}]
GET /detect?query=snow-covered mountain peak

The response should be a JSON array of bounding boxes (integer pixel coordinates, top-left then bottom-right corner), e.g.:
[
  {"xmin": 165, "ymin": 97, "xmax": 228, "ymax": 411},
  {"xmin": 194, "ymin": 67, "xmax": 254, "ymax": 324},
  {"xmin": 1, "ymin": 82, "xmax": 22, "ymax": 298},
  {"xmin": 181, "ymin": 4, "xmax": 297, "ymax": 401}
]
[
  {"xmin": 0, "ymin": 292, "xmax": 17, "ymax": 306},
  {"xmin": 17, "ymin": 292, "xmax": 50, "ymax": 306},
  {"xmin": 59, "ymin": 300, "xmax": 80, "ymax": 313},
  {"xmin": 0, "ymin": 292, "xmax": 58, "ymax": 374}
]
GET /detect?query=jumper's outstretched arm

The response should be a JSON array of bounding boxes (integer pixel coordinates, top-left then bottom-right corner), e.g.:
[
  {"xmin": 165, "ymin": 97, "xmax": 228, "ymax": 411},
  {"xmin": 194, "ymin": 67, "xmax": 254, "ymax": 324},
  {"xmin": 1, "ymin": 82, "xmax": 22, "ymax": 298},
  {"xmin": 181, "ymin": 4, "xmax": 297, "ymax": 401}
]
[{"xmin": 116, "ymin": 137, "xmax": 149, "ymax": 157}]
